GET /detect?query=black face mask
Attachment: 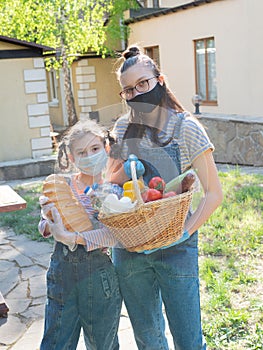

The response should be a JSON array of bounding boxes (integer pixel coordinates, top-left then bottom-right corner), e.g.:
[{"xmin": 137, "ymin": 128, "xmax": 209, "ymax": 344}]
[{"xmin": 126, "ymin": 83, "xmax": 165, "ymax": 113}]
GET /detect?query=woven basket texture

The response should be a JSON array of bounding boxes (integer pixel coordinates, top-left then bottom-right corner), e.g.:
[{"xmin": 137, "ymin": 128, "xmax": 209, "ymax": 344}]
[{"xmin": 99, "ymin": 161, "xmax": 193, "ymax": 252}]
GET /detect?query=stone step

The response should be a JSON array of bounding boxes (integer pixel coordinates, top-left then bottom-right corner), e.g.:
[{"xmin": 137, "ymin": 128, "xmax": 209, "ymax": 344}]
[{"xmin": 0, "ymin": 156, "xmax": 57, "ymax": 182}]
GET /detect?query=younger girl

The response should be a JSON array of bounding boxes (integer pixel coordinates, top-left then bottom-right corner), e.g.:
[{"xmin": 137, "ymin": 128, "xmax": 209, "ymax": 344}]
[{"xmin": 38, "ymin": 119, "xmax": 122, "ymax": 350}]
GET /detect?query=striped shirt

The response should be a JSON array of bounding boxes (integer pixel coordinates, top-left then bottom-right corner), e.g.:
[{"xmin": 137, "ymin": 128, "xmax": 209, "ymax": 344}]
[{"xmin": 112, "ymin": 111, "xmax": 214, "ymax": 172}]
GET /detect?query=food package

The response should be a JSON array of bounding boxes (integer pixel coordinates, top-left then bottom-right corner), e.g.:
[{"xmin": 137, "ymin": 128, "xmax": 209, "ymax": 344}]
[
  {"xmin": 100, "ymin": 194, "xmax": 136, "ymax": 214},
  {"xmin": 43, "ymin": 174, "xmax": 93, "ymax": 232}
]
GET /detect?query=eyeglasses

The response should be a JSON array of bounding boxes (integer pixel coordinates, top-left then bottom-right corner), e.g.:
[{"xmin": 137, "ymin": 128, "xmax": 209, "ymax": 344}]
[{"xmin": 119, "ymin": 76, "xmax": 157, "ymax": 100}]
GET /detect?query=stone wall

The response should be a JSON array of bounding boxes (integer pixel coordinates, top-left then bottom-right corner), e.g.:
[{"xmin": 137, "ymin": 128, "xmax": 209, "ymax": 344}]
[{"xmin": 198, "ymin": 114, "xmax": 263, "ymax": 166}]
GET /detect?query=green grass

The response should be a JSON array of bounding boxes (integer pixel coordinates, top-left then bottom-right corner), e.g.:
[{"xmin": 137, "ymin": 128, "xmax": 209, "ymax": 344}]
[
  {"xmin": 198, "ymin": 170, "xmax": 263, "ymax": 350},
  {"xmin": 0, "ymin": 169, "xmax": 262, "ymax": 349},
  {"xmin": 0, "ymin": 183, "xmax": 50, "ymax": 242}
]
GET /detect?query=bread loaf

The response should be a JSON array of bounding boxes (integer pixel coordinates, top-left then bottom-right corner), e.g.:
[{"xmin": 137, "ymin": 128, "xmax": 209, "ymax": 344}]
[{"xmin": 43, "ymin": 174, "xmax": 93, "ymax": 232}]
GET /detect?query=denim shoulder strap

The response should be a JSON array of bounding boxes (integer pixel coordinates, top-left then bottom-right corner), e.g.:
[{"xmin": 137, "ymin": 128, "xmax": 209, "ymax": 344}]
[{"xmin": 171, "ymin": 112, "xmax": 185, "ymax": 140}]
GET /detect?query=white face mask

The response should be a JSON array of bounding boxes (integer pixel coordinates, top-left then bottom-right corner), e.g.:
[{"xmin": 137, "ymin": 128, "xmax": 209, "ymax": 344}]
[{"xmin": 76, "ymin": 149, "xmax": 108, "ymax": 176}]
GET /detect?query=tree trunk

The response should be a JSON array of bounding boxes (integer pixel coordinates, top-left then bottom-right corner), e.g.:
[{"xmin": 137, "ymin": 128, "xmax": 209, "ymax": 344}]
[{"xmin": 61, "ymin": 47, "xmax": 78, "ymax": 126}]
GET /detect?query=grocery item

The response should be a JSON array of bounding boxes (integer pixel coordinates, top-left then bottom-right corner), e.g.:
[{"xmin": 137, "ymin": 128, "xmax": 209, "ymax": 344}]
[
  {"xmin": 43, "ymin": 174, "xmax": 93, "ymax": 232},
  {"xmin": 141, "ymin": 188, "xmax": 162, "ymax": 202},
  {"xmin": 84, "ymin": 182, "xmax": 113, "ymax": 210},
  {"xmin": 181, "ymin": 172, "xmax": 195, "ymax": 193},
  {"xmin": 101, "ymin": 194, "xmax": 136, "ymax": 214},
  {"xmin": 164, "ymin": 170, "xmax": 195, "ymax": 194},
  {"xmin": 148, "ymin": 176, "xmax": 166, "ymax": 193},
  {"xmin": 99, "ymin": 161, "xmax": 193, "ymax": 252},
  {"xmin": 123, "ymin": 179, "xmax": 144, "ymax": 201}
]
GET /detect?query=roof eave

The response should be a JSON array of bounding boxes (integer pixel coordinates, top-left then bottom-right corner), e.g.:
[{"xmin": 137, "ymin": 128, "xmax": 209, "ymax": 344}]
[
  {"xmin": 0, "ymin": 35, "xmax": 55, "ymax": 52},
  {"xmin": 125, "ymin": 0, "xmax": 223, "ymax": 24}
]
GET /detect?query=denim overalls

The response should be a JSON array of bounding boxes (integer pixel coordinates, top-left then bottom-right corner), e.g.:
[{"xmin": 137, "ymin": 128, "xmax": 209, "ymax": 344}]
[
  {"xmin": 112, "ymin": 115, "xmax": 206, "ymax": 350},
  {"xmin": 41, "ymin": 243, "xmax": 121, "ymax": 350}
]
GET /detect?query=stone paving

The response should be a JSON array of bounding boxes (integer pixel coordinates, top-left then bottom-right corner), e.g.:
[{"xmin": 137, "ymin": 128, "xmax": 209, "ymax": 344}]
[
  {"xmin": 0, "ymin": 164, "xmax": 262, "ymax": 349},
  {"xmin": 0, "ymin": 227, "xmax": 146, "ymax": 349},
  {"xmin": 0, "ymin": 222, "xmax": 173, "ymax": 350}
]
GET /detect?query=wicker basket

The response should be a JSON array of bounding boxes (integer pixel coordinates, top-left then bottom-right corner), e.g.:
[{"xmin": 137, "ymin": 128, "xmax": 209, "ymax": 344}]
[{"xmin": 99, "ymin": 161, "xmax": 193, "ymax": 252}]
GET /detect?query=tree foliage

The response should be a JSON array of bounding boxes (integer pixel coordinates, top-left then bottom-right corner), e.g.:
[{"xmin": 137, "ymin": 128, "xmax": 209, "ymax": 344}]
[
  {"xmin": 0, "ymin": 0, "xmax": 138, "ymax": 125},
  {"xmin": 0, "ymin": 0, "xmax": 137, "ymax": 58}
]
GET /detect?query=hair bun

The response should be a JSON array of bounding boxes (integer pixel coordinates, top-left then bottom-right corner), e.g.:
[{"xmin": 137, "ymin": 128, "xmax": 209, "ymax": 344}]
[{"xmin": 123, "ymin": 46, "xmax": 140, "ymax": 60}]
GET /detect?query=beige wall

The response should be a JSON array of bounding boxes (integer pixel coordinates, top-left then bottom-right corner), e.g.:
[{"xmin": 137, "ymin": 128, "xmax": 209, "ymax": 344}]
[
  {"xmin": 159, "ymin": 0, "xmax": 193, "ymax": 7},
  {"xmin": 46, "ymin": 57, "xmax": 123, "ymax": 129},
  {"xmin": 49, "ymin": 103, "xmax": 64, "ymax": 127},
  {"xmin": 89, "ymin": 57, "xmax": 124, "ymax": 125},
  {"xmin": 0, "ymin": 58, "xmax": 37, "ymax": 161},
  {"xmin": 0, "ymin": 42, "xmax": 52, "ymax": 162},
  {"xmin": 71, "ymin": 57, "xmax": 123, "ymax": 127},
  {"xmin": 127, "ymin": 0, "xmax": 263, "ymax": 117},
  {"xmin": 46, "ymin": 71, "xmax": 65, "ymax": 127}
]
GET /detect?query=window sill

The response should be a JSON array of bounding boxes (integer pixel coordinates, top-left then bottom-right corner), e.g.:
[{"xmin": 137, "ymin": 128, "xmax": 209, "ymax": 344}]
[{"xmin": 201, "ymin": 101, "xmax": 218, "ymax": 106}]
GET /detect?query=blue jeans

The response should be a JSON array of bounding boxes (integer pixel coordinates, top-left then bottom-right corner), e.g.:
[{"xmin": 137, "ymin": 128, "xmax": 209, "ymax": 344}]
[
  {"xmin": 112, "ymin": 232, "xmax": 206, "ymax": 350},
  {"xmin": 41, "ymin": 243, "xmax": 122, "ymax": 350}
]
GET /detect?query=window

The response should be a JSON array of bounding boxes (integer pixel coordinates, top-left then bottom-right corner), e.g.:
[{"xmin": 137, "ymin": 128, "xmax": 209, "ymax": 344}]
[
  {"xmin": 144, "ymin": 46, "xmax": 160, "ymax": 68},
  {"xmin": 48, "ymin": 70, "xmax": 58, "ymax": 104},
  {"xmin": 194, "ymin": 37, "xmax": 217, "ymax": 104}
]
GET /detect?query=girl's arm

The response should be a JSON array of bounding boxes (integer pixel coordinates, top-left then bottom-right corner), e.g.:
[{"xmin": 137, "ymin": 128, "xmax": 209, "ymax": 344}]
[
  {"xmin": 184, "ymin": 149, "xmax": 223, "ymax": 235},
  {"xmin": 75, "ymin": 225, "xmax": 119, "ymax": 251},
  {"xmin": 39, "ymin": 214, "xmax": 119, "ymax": 251}
]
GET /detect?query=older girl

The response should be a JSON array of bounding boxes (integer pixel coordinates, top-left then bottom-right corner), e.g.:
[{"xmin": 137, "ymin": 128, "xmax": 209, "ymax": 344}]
[{"xmin": 107, "ymin": 46, "xmax": 223, "ymax": 350}]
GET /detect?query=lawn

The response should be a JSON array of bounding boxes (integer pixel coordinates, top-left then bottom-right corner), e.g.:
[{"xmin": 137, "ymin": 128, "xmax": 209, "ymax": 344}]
[
  {"xmin": 198, "ymin": 169, "xmax": 263, "ymax": 350},
  {"xmin": 0, "ymin": 169, "xmax": 262, "ymax": 349}
]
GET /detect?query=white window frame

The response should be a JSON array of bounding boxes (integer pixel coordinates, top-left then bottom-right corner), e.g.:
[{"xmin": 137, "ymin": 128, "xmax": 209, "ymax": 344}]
[{"xmin": 194, "ymin": 37, "xmax": 217, "ymax": 105}]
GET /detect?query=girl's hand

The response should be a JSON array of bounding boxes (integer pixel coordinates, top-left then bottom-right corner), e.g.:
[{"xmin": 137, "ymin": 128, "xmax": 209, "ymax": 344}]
[
  {"xmin": 49, "ymin": 207, "xmax": 77, "ymax": 251},
  {"xmin": 39, "ymin": 195, "xmax": 54, "ymax": 220}
]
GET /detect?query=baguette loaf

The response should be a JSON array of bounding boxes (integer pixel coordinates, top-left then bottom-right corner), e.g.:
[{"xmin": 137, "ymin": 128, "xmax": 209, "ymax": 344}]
[{"xmin": 43, "ymin": 174, "xmax": 93, "ymax": 232}]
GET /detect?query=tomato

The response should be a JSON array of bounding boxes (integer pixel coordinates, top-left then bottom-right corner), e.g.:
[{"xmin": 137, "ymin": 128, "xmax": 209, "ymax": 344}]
[
  {"xmin": 142, "ymin": 188, "xmax": 162, "ymax": 202},
  {"xmin": 162, "ymin": 191, "xmax": 177, "ymax": 198},
  {"xmin": 148, "ymin": 177, "xmax": 166, "ymax": 193}
]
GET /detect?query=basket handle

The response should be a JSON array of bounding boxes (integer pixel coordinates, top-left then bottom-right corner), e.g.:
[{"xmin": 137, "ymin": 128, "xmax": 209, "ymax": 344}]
[{"xmin": 130, "ymin": 161, "xmax": 145, "ymax": 206}]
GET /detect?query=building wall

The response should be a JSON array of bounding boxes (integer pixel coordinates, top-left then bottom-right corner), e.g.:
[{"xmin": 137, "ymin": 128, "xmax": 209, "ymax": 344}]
[
  {"xmin": 46, "ymin": 70, "xmax": 65, "ymax": 127},
  {"xmin": 0, "ymin": 47, "xmax": 52, "ymax": 162},
  {"xmin": 71, "ymin": 57, "xmax": 123, "ymax": 126},
  {"xmin": 127, "ymin": 0, "xmax": 263, "ymax": 117},
  {"xmin": 159, "ymin": 0, "xmax": 193, "ymax": 7}
]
